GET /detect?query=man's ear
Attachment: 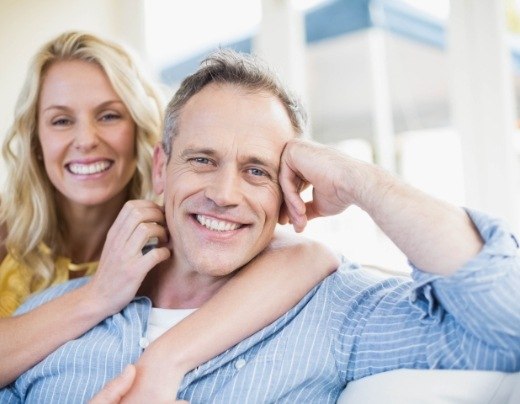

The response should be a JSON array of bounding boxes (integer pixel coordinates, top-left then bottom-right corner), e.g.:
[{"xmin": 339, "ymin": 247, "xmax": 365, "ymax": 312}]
[{"xmin": 152, "ymin": 143, "xmax": 166, "ymax": 195}]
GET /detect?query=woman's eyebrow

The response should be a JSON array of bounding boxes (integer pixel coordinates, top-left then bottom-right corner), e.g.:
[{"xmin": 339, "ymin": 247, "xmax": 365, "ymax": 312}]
[
  {"xmin": 41, "ymin": 99, "xmax": 124, "ymax": 113},
  {"xmin": 41, "ymin": 105, "xmax": 71, "ymax": 113},
  {"xmin": 96, "ymin": 100, "xmax": 125, "ymax": 109}
]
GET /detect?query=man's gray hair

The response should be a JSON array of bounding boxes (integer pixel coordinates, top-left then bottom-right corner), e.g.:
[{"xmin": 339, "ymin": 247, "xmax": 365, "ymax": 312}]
[{"xmin": 162, "ymin": 49, "xmax": 307, "ymax": 158}]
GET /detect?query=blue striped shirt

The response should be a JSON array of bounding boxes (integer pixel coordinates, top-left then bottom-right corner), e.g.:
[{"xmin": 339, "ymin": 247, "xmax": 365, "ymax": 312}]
[{"xmin": 2, "ymin": 210, "xmax": 519, "ymax": 403}]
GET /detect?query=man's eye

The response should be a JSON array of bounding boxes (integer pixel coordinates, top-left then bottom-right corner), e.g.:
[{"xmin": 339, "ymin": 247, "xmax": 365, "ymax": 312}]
[
  {"xmin": 191, "ymin": 157, "xmax": 210, "ymax": 165},
  {"xmin": 248, "ymin": 168, "xmax": 267, "ymax": 177}
]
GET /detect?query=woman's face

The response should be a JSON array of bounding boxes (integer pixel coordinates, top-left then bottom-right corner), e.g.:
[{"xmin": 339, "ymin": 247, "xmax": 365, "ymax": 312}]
[{"xmin": 38, "ymin": 60, "xmax": 137, "ymax": 209}]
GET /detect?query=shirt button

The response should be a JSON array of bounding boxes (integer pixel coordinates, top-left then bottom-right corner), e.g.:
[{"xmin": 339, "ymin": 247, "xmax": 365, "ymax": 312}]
[
  {"xmin": 139, "ymin": 337, "xmax": 149, "ymax": 349},
  {"xmin": 235, "ymin": 358, "xmax": 247, "ymax": 370}
]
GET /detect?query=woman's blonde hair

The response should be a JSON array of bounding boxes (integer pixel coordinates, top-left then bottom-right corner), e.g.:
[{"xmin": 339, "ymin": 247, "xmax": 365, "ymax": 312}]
[{"xmin": 0, "ymin": 31, "xmax": 165, "ymax": 289}]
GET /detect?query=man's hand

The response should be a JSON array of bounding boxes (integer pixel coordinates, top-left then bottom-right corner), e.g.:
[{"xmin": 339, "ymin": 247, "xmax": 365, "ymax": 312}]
[
  {"xmin": 278, "ymin": 138, "xmax": 482, "ymax": 274},
  {"xmin": 279, "ymin": 138, "xmax": 376, "ymax": 232}
]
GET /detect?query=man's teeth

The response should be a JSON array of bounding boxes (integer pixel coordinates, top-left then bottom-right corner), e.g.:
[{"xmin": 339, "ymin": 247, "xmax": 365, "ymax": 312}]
[
  {"xmin": 196, "ymin": 215, "xmax": 241, "ymax": 232},
  {"xmin": 68, "ymin": 161, "xmax": 111, "ymax": 175}
]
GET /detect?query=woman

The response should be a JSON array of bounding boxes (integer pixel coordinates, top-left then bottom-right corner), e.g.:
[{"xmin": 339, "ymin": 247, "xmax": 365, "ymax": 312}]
[{"xmin": 0, "ymin": 31, "xmax": 338, "ymax": 396}]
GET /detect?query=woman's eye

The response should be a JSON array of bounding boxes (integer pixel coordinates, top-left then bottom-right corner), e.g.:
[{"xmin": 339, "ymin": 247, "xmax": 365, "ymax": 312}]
[
  {"xmin": 100, "ymin": 113, "xmax": 120, "ymax": 122},
  {"xmin": 51, "ymin": 118, "xmax": 72, "ymax": 126}
]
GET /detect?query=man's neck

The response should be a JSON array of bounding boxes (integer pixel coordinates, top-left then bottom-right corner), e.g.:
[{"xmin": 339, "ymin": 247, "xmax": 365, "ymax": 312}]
[{"xmin": 139, "ymin": 259, "xmax": 235, "ymax": 309}]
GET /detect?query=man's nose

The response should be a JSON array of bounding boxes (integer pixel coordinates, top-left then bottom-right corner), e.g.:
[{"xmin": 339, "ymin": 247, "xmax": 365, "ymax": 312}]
[
  {"xmin": 204, "ymin": 170, "xmax": 243, "ymax": 207},
  {"xmin": 73, "ymin": 120, "xmax": 100, "ymax": 152}
]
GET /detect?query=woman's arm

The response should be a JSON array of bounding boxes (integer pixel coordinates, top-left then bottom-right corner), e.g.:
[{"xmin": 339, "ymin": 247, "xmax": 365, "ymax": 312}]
[
  {"xmin": 0, "ymin": 201, "xmax": 170, "ymax": 387},
  {"xmin": 117, "ymin": 232, "xmax": 339, "ymax": 403},
  {"xmin": 0, "ymin": 286, "xmax": 122, "ymax": 387}
]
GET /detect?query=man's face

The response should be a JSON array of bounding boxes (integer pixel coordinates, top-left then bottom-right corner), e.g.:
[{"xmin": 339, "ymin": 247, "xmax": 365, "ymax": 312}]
[{"xmin": 153, "ymin": 83, "xmax": 295, "ymax": 278}]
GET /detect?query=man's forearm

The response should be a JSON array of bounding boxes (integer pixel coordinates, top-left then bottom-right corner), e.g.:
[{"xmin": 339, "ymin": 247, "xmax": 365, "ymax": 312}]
[
  {"xmin": 352, "ymin": 164, "xmax": 483, "ymax": 275},
  {"xmin": 280, "ymin": 138, "xmax": 483, "ymax": 275}
]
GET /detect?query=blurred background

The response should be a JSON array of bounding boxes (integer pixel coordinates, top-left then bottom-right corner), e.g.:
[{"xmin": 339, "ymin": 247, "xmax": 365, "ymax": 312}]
[{"xmin": 1, "ymin": 0, "xmax": 519, "ymax": 271}]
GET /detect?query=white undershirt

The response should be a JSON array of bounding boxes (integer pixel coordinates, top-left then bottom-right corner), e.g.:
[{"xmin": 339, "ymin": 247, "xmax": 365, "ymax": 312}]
[{"xmin": 145, "ymin": 307, "xmax": 198, "ymax": 343}]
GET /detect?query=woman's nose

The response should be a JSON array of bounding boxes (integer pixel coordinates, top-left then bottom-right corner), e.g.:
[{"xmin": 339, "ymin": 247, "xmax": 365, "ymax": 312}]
[{"xmin": 73, "ymin": 121, "xmax": 100, "ymax": 151}]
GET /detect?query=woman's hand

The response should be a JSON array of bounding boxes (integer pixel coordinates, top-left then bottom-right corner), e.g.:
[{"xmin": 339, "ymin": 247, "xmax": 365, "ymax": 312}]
[
  {"xmin": 90, "ymin": 364, "xmax": 188, "ymax": 404},
  {"xmin": 0, "ymin": 200, "xmax": 172, "ymax": 388},
  {"xmin": 120, "ymin": 351, "xmax": 185, "ymax": 404},
  {"xmin": 84, "ymin": 200, "xmax": 171, "ymax": 316},
  {"xmin": 89, "ymin": 365, "xmax": 136, "ymax": 404}
]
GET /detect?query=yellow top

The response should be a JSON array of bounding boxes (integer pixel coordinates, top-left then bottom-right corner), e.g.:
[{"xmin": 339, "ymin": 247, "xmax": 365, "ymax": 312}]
[{"xmin": 0, "ymin": 244, "xmax": 97, "ymax": 317}]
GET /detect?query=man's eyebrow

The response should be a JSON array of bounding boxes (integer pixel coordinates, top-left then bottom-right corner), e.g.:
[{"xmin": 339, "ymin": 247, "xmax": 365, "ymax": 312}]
[
  {"xmin": 243, "ymin": 155, "xmax": 279, "ymax": 173},
  {"xmin": 180, "ymin": 148, "xmax": 279, "ymax": 171},
  {"xmin": 180, "ymin": 148, "xmax": 218, "ymax": 157}
]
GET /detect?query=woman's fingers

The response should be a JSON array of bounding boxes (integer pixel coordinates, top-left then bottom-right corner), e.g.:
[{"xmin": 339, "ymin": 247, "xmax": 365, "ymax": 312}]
[
  {"xmin": 126, "ymin": 222, "xmax": 168, "ymax": 258},
  {"xmin": 138, "ymin": 247, "xmax": 171, "ymax": 276},
  {"xmin": 107, "ymin": 201, "xmax": 165, "ymax": 245},
  {"xmin": 89, "ymin": 365, "xmax": 136, "ymax": 404},
  {"xmin": 88, "ymin": 200, "xmax": 170, "ymax": 314}
]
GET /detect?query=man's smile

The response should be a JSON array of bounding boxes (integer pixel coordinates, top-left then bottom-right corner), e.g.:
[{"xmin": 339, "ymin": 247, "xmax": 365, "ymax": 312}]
[{"xmin": 195, "ymin": 214, "xmax": 243, "ymax": 232}]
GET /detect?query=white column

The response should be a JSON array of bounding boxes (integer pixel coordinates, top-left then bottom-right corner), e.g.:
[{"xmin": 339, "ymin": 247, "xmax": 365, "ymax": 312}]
[
  {"xmin": 367, "ymin": 27, "xmax": 396, "ymax": 173},
  {"xmin": 112, "ymin": 0, "xmax": 147, "ymax": 60},
  {"xmin": 449, "ymin": 0, "xmax": 520, "ymax": 231},
  {"xmin": 253, "ymin": 0, "xmax": 307, "ymax": 109},
  {"xmin": 367, "ymin": 1, "xmax": 396, "ymax": 173}
]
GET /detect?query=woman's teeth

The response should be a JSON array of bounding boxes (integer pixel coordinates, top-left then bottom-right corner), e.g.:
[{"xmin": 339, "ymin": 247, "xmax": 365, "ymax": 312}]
[{"xmin": 68, "ymin": 161, "xmax": 111, "ymax": 175}]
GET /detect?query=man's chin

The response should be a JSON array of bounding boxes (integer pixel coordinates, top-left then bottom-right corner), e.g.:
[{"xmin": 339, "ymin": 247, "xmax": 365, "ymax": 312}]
[
  {"xmin": 184, "ymin": 242, "xmax": 268, "ymax": 278},
  {"xmin": 190, "ymin": 256, "xmax": 248, "ymax": 278}
]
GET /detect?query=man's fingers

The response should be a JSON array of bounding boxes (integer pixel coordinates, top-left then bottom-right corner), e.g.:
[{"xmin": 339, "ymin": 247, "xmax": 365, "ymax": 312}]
[
  {"xmin": 89, "ymin": 365, "xmax": 136, "ymax": 404},
  {"xmin": 279, "ymin": 176, "xmax": 306, "ymax": 215},
  {"xmin": 277, "ymin": 202, "xmax": 290, "ymax": 225},
  {"xmin": 281, "ymin": 195, "xmax": 306, "ymax": 232},
  {"xmin": 292, "ymin": 214, "xmax": 307, "ymax": 233},
  {"xmin": 279, "ymin": 156, "xmax": 306, "ymax": 214},
  {"xmin": 279, "ymin": 169, "xmax": 306, "ymax": 227}
]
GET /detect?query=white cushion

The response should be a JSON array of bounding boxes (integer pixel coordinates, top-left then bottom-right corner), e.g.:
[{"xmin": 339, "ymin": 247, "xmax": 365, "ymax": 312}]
[{"xmin": 337, "ymin": 369, "xmax": 520, "ymax": 404}]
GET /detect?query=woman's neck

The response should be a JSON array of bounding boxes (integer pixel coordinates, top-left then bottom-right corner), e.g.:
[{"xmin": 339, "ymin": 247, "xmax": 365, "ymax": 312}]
[{"xmin": 56, "ymin": 190, "xmax": 129, "ymax": 263}]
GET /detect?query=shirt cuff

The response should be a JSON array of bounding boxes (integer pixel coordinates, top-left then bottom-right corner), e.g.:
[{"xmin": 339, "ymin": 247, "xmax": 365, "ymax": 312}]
[{"xmin": 408, "ymin": 208, "xmax": 519, "ymax": 319}]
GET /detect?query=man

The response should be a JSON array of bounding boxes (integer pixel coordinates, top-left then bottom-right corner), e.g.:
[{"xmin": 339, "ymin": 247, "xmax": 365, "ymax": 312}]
[{"xmin": 2, "ymin": 50, "xmax": 519, "ymax": 403}]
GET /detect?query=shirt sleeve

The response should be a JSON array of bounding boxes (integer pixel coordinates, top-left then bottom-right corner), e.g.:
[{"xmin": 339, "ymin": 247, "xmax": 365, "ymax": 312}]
[
  {"xmin": 410, "ymin": 210, "xmax": 520, "ymax": 370},
  {"xmin": 409, "ymin": 208, "xmax": 520, "ymax": 362},
  {"xmin": 334, "ymin": 209, "xmax": 520, "ymax": 382}
]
